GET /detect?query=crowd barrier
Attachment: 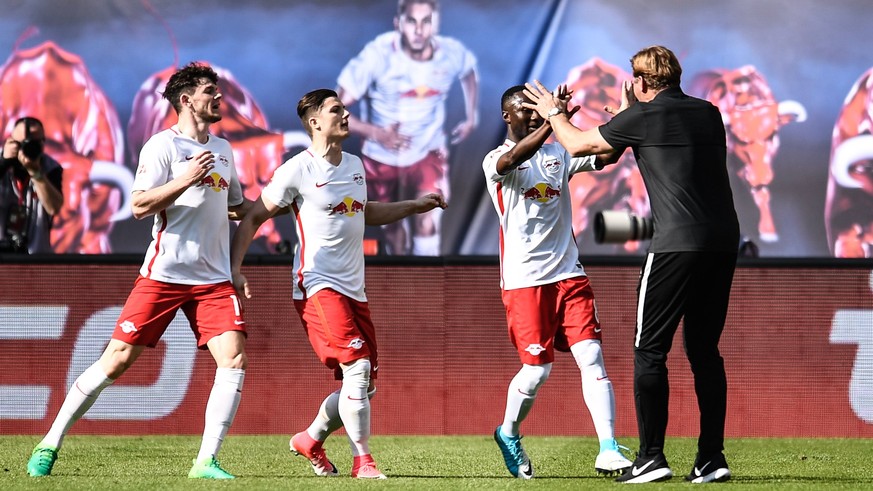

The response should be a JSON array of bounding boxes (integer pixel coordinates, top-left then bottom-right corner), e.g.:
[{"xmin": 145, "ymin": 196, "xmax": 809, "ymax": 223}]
[{"xmin": 1, "ymin": 256, "xmax": 871, "ymax": 437}]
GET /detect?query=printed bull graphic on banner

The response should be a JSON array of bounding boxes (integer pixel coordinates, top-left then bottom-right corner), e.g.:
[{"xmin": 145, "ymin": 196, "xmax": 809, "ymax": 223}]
[
  {"xmin": 563, "ymin": 58, "xmax": 649, "ymax": 253},
  {"xmin": 689, "ymin": 66, "xmax": 806, "ymax": 244},
  {"xmin": 0, "ymin": 40, "xmax": 133, "ymax": 253},
  {"xmin": 825, "ymin": 67, "xmax": 873, "ymax": 258}
]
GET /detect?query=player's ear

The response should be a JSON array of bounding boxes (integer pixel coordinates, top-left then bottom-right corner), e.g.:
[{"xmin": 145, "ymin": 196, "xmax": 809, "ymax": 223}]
[{"xmin": 501, "ymin": 110, "xmax": 511, "ymax": 124}]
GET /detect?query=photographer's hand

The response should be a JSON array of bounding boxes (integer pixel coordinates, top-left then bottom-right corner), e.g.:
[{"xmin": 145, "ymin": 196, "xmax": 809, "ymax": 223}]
[
  {"xmin": 18, "ymin": 149, "xmax": 42, "ymax": 179},
  {"xmin": 3, "ymin": 138, "xmax": 19, "ymax": 160}
]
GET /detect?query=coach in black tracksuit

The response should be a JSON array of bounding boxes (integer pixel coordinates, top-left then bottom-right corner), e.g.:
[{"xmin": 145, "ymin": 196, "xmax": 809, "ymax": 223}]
[{"xmin": 523, "ymin": 45, "xmax": 739, "ymax": 484}]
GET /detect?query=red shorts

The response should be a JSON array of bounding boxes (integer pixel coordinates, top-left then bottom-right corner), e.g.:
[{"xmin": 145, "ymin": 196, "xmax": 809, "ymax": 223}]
[
  {"xmin": 113, "ymin": 276, "xmax": 246, "ymax": 349},
  {"xmin": 501, "ymin": 276, "xmax": 601, "ymax": 365},
  {"xmin": 363, "ymin": 151, "xmax": 448, "ymax": 203},
  {"xmin": 294, "ymin": 288, "xmax": 378, "ymax": 380}
]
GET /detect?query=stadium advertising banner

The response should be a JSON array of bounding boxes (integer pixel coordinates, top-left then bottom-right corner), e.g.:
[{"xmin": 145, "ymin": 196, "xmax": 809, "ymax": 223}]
[
  {"xmin": 1, "ymin": 0, "xmax": 872, "ymax": 258},
  {"xmin": 1, "ymin": 262, "xmax": 871, "ymax": 437}
]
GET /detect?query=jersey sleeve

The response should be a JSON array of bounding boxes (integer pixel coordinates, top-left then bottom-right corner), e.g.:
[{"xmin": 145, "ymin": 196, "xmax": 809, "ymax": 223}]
[
  {"xmin": 133, "ymin": 134, "xmax": 173, "ymax": 192},
  {"xmin": 457, "ymin": 42, "xmax": 477, "ymax": 78},
  {"xmin": 565, "ymin": 149, "xmax": 599, "ymax": 175},
  {"xmin": 482, "ymin": 146, "xmax": 509, "ymax": 182},
  {"xmin": 44, "ymin": 156, "xmax": 63, "ymax": 193},
  {"xmin": 224, "ymin": 141, "xmax": 244, "ymax": 207},
  {"xmin": 261, "ymin": 157, "xmax": 301, "ymax": 208},
  {"xmin": 337, "ymin": 38, "xmax": 386, "ymax": 102}
]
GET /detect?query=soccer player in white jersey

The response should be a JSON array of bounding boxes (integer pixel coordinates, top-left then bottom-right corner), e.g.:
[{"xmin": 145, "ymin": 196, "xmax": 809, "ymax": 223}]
[
  {"xmin": 482, "ymin": 85, "xmax": 631, "ymax": 479},
  {"xmin": 27, "ymin": 63, "xmax": 251, "ymax": 480},
  {"xmin": 337, "ymin": 0, "xmax": 477, "ymax": 256},
  {"xmin": 230, "ymin": 88, "xmax": 446, "ymax": 479}
]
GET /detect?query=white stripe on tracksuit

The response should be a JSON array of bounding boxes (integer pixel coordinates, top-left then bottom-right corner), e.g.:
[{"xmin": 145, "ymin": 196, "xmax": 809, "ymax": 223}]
[{"xmin": 635, "ymin": 253, "xmax": 655, "ymax": 348}]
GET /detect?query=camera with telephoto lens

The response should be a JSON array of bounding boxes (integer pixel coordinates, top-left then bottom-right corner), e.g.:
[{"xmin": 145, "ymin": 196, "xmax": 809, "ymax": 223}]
[
  {"xmin": 19, "ymin": 116, "xmax": 44, "ymax": 160},
  {"xmin": 20, "ymin": 137, "xmax": 44, "ymax": 160},
  {"xmin": 594, "ymin": 210, "xmax": 654, "ymax": 243}
]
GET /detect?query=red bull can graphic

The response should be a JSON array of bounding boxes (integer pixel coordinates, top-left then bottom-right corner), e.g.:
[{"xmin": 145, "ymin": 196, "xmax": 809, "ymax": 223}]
[
  {"xmin": 330, "ymin": 197, "xmax": 366, "ymax": 216},
  {"xmin": 522, "ymin": 183, "xmax": 561, "ymax": 203}
]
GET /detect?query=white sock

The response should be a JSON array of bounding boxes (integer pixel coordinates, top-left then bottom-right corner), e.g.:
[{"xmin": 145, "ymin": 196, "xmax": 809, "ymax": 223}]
[
  {"xmin": 412, "ymin": 235, "xmax": 440, "ymax": 256},
  {"xmin": 501, "ymin": 363, "xmax": 551, "ymax": 437},
  {"xmin": 338, "ymin": 359, "xmax": 371, "ymax": 457},
  {"xmin": 42, "ymin": 362, "xmax": 113, "ymax": 450},
  {"xmin": 197, "ymin": 368, "xmax": 245, "ymax": 461},
  {"xmin": 412, "ymin": 208, "xmax": 442, "ymax": 256},
  {"xmin": 571, "ymin": 340, "xmax": 616, "ymax": 442},
  {"xmin": 307, "ymin": 389, "xmax": 343, "ymax": 441}
]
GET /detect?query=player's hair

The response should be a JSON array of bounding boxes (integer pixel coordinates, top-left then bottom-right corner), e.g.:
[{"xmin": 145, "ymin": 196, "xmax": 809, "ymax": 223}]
[
  {"xmin": 630, "ymin": 45, "xmax": 682, "ymax": 91},
  {"xmin": 398, "ymin": 0, "xmax": 439, "ymax": 16},
  {"xmin": 297, "ymin": 89, "xmax": 338, "ymax": 136},
  {"xmin": 162, "ymin": 62, "xmax": 219, "ymax": 114},
  {"xmin": 500, "ymin": 85, "xmax": 527, "ymax": 111}
]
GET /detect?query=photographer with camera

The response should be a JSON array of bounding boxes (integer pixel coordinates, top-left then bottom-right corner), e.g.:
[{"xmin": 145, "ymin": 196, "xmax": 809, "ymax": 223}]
[
  {"xmin": 524, "ymin": 46, "xmax": 739, "ymax": 484},
  {"xmin": 0, "ymin": 117, "xmax": 63, "ymax": 253}
]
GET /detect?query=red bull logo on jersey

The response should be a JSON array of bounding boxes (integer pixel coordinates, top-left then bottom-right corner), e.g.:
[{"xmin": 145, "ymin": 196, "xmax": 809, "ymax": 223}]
[
  {"xmin": 329, "ymin": 197, "xmax": 366, "ymax": 216},
  {"xmin": 401, "ymin": 85, "xmax": 440, "ymax": 99},
  {"xmin": 199, "ymin": 172, "xmax": 229, "ymax": 192},
  {"xmin": 522, "ymin": 183, "xmax": 561, "ymax": 203}
]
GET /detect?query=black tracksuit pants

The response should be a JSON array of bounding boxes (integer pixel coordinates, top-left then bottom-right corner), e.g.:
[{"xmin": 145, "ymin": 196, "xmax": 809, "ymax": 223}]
[{"xmin": 633, "ymin": 251, "xmax": 737, "ymax": 459}]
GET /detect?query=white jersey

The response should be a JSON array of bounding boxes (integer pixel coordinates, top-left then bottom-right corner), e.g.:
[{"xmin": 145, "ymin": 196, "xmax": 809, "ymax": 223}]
[
  {"xmin": 483, "ymin": 140, "xmax": 599, "ymax": 290},
  {"xmin": 261, "ymin": 149, "xmax": 368, "ymax": 302},
  {"xmin": 133, "ymin": 126, "xmax": 243, "ymax": 285},
  {"xmin": 337, "ymin": 31, "xmax": 477, "ymax": 167}
]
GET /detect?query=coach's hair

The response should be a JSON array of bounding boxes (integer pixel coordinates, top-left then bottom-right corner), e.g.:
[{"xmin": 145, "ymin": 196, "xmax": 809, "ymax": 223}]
[
  {"xmin": 162, "ymin": 62, "xmax": 219, "ymax": 114},
  {"xmin": 630, "ymin": 45, "xmax": 682, "ymax": 91},
  {"xmin": 297, "ymin": 89, "xmax": 338, "ymax": 136},
  {"xmin": 398, "ymin": 0, "xmax": 439, "ymax": 16}
]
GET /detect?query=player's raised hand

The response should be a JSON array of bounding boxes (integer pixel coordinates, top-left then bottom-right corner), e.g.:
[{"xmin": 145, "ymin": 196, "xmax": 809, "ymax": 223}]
[
  {"xmin": 416, "ymin": 193, "xmax": 447, "ymax": 213},
  {"xmin": 522, "ymin": 80, "xmax": 567, "ymax": 119}
]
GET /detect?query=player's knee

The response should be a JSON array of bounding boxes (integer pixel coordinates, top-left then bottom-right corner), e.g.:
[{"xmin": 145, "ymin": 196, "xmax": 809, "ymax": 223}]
[
  {"xmin": 518, "ymin": 363, "xmax": 552, "ymax": 394},
  {"xmin": 341, "ymin": 358, "xmax": 371, "ymax": 388},
  {"xmin": 100, "ymin": 342, "xmax": 140, "ymax": 378},
  {"xmin": 213, "ymin": 348, "xmax": 246, "ymax": 369},
  {"xmin": 228, "ymin": 351, "xmax": 247, "ymax": 370},
  {"xmin": 571, "ymin": 339, "xmax": 604, "ymax": 370}
]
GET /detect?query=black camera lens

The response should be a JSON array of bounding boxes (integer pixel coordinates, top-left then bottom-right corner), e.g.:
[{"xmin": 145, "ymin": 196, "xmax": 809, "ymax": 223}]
[{"xmin": 21, "ymin": 139, "xmax": 44, "ymax": 160}]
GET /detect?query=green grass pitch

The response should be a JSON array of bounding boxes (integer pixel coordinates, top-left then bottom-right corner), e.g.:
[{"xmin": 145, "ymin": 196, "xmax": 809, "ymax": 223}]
[{"xmin": 1, "ymin": 435, "xmax": 871, "ymax": 490}]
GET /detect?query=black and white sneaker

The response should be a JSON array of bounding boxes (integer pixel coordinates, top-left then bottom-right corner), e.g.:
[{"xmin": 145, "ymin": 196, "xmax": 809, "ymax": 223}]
[
  {"xmin": 615, "ymin": 453, "xmax": 673, "ymax": 484},
  {"xmin": 686, "ymin": 452, "xmax": 731, "ymax": 483}
]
